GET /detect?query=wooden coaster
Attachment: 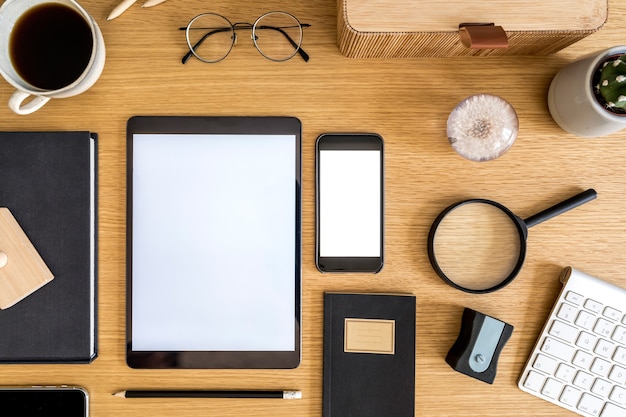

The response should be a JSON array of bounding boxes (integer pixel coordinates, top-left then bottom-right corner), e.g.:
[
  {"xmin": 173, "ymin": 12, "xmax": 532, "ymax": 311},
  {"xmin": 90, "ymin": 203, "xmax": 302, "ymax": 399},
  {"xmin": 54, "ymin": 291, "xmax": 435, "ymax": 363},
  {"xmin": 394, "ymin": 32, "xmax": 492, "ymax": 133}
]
[{"xmin": 0, "ymin": 208, "xmax": 54, "ymax": 309}]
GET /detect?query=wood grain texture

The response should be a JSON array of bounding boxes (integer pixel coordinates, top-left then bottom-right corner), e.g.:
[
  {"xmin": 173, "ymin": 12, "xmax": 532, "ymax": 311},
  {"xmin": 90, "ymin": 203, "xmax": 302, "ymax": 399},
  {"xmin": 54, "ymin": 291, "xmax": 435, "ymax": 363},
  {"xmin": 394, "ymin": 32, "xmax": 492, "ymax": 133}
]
[
  {"xmin": 0, "ymin": 0, "xmax": 625, "ymax": 415},
  {"xmin": 343, "ymin": 0, "xmax": 608, "ymax": 31},
  {"xmin": 0, "ymin": 208, "xmax": 54, "ymax": 309},
  {"xmin": 338, "ymin": 0, "xmax": 608, "ymax": 57}
]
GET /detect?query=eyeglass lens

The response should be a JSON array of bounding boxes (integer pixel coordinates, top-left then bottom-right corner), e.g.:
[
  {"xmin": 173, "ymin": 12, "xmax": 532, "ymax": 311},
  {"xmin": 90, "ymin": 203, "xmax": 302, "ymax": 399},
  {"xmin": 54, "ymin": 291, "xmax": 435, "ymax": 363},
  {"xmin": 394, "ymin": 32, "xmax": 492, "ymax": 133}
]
[
  {"xmin": 253, "ymin": 12, "xmax": 303, "ymax": 61},
  {"xmin": 186, "ymin": 13, "xmax": 234, "ymax": 63}
]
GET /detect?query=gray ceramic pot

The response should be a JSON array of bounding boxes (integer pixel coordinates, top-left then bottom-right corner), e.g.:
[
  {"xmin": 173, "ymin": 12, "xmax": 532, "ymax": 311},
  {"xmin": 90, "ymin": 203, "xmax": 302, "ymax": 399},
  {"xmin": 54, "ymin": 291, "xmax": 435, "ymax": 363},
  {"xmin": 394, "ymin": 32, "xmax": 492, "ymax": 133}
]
[{"xmin": 548, "ymin": 46, "xmax": 626, "ymax": 137}]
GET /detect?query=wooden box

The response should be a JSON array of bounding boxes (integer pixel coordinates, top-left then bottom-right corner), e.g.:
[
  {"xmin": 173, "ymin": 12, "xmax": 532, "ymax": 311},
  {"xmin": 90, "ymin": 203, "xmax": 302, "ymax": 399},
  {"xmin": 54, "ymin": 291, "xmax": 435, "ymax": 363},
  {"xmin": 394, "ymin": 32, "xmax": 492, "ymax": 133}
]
[{"xmin": 337, "ymin": 0, "xmax": 608, "ymax": 58}]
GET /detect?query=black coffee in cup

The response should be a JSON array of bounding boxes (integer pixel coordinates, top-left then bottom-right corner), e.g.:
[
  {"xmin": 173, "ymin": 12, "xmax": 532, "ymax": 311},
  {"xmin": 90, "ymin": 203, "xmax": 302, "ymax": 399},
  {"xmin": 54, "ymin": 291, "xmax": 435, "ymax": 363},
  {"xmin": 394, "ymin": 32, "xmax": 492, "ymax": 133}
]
[{"xmin": 9, "ymin": 3, "xmax": 93, "ymax": 90}]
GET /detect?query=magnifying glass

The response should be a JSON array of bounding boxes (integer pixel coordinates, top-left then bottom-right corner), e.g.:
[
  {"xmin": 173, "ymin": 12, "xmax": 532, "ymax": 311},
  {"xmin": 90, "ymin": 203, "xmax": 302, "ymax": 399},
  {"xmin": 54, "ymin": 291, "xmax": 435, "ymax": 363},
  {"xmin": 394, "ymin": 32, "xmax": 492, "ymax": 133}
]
[{"xmin": 427, "ymin": 189, "xmax": 597, "ymax": 294}]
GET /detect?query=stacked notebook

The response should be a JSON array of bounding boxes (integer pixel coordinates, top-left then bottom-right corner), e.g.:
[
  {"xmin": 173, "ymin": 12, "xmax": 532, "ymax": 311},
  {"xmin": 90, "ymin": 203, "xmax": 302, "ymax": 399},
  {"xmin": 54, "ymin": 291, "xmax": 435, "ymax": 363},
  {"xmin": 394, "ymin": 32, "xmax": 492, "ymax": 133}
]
[
  {"xmin": 0, "ymin": 131, "xmax": 97, "ymax": 363},
  {"xmin": 323, "ymin": 293, "xmax": 416, "ymax": 417}
]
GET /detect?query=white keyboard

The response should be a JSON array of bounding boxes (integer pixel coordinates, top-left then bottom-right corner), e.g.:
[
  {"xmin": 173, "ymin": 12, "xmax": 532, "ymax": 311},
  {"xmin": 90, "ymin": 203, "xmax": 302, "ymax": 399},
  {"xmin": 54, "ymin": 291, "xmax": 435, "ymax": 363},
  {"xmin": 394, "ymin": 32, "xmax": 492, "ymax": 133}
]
[{"xmin": 518, "ymin": 267, "xmax": 626, "ymax": 417}]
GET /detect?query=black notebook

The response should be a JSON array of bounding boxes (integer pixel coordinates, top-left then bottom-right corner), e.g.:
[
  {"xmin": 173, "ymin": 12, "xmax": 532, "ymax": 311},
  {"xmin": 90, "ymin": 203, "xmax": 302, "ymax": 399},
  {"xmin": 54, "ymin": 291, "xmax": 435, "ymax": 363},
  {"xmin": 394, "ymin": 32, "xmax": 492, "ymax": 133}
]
[
  {"xmin": 323, "ymin": 293, "xmax": 416, "ymax": 417},
  {"xmin": 0, "ymin": 131, "xmax": 97, "ymax": 363}
]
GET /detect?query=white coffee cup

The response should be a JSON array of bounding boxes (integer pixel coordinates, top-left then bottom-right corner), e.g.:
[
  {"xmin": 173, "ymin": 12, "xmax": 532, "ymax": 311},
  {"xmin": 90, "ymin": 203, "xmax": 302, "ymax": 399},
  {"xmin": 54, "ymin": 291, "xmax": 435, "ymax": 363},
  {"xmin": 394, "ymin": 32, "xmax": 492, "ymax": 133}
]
[{"xmin": 0, "ymin": 0, "xmax": 105, "ymax": 115}]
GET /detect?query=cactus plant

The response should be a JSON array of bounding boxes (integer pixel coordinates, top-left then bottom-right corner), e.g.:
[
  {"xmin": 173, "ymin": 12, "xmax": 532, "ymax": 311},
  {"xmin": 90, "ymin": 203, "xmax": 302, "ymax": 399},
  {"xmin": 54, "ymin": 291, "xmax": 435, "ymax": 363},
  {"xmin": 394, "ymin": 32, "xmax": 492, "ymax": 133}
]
[{"xmin": 595, "ymin": 53, "xmax": 626, "ymax": 114}]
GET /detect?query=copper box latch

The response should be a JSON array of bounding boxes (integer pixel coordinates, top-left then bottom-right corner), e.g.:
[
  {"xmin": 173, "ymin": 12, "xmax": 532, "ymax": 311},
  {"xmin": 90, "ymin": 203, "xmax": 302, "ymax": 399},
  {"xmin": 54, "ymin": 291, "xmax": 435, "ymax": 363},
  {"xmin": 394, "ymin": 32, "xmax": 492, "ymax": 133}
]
[{"xmin": 459, "ymin": 23, "xmax": 508, "ymax": 49}]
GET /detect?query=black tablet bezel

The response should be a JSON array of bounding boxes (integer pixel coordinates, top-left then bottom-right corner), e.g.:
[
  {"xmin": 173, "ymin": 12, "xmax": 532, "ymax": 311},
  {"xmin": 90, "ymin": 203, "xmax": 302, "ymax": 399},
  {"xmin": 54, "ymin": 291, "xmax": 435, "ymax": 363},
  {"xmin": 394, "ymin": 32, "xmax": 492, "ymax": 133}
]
[{"xmin": 126, "ymin": 116, "xmax": 301, "ymax": 369}]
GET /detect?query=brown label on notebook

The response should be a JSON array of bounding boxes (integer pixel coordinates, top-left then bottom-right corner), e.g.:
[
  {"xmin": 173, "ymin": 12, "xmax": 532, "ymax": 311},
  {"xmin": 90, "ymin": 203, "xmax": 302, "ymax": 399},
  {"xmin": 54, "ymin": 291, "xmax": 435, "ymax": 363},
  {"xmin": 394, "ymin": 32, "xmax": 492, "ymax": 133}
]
[{"xmin": 344, "ymin": 318, "xmax": 395, "ymax": 354}]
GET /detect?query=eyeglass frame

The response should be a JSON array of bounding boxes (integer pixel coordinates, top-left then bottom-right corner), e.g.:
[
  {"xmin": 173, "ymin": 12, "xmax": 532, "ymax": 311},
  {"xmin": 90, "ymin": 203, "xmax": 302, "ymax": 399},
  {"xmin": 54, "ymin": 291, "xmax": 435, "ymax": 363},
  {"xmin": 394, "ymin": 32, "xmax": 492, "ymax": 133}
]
[{"xmin": 180, "ymin": 11, "xmax": 311, "ymax": 64}]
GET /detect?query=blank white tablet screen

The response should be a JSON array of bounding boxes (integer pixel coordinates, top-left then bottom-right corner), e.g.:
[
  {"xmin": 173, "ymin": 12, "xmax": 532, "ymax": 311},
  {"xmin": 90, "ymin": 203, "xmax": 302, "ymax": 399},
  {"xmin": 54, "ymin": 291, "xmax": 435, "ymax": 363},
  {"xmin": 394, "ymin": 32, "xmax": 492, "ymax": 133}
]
[{"xmin": 131, "ymin": 134, "xmax": 296, "ymax": 351}]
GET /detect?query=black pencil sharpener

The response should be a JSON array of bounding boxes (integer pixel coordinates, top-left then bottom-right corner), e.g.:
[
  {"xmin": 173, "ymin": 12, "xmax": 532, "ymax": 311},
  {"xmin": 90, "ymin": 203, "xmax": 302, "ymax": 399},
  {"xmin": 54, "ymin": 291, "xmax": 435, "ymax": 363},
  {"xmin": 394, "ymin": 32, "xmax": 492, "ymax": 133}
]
[{"xmin": 446, "ymin": 308, "xmax": 514, "ymax": 384}]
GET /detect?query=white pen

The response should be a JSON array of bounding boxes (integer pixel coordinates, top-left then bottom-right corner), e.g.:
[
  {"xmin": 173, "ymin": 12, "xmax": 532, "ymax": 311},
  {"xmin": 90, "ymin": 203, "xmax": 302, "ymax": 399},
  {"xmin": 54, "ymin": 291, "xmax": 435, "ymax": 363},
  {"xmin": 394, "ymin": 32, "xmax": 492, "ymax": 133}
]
[
  {"xmin": 107, "ymin": 0, "xmax": 137, "ymax": 20},
  {"xmin": 142, "ymin": 0, "xmax": 167, "ymax": 7}
]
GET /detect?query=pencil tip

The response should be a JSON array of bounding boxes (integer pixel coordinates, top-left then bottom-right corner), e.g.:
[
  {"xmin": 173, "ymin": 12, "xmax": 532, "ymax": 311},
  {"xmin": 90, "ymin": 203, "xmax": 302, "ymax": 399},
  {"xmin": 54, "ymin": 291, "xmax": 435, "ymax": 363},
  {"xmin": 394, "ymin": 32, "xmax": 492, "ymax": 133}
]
[{"xmin": 112, "ymin": 391, "xmax": 125, "ymax": 397}]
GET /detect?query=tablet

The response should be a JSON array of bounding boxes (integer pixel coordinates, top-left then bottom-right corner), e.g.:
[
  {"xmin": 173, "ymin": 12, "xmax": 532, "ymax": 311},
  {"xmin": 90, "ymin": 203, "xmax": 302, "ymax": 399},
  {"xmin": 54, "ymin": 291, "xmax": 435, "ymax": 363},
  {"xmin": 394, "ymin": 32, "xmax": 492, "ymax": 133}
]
[{"xmin": 126, "ymin": 116, "xmax": 301, "ymax": 369}]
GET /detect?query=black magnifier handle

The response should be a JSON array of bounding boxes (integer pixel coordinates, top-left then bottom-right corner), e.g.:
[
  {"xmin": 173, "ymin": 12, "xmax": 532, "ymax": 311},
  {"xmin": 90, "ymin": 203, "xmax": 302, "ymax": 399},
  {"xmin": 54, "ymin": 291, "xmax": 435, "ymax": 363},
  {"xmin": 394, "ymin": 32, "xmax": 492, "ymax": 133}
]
[{"xmin": 523, "ymin": 188, "xmax": 597, "ymax": 228}]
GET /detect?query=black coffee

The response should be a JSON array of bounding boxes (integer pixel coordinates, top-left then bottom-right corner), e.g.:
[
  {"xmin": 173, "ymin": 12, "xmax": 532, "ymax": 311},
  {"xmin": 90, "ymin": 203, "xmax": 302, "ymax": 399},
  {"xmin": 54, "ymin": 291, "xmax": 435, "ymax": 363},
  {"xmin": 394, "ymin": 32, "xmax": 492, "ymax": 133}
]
[{"xmin": 9, "ymin": 3, "xmax": 93, "ymax": 90}]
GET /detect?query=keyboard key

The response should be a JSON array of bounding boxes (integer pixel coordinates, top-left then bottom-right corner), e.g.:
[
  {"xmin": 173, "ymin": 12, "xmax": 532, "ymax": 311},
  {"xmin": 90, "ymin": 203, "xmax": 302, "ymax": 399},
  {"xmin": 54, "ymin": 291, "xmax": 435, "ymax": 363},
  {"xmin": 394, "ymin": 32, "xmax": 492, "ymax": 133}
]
[
  {"xmin": 542, "ymin": 337, "xmax": 575, "ymax": 362},
  {"xmin": 594, "ymin": 318, "xmax": 615, "ymax": 338},
  {"xmin": 573, "ymin": 350, "xmax": 594, "ymax": 369},
  {"xmin": 590, "ymin": 358, "xmax": 612, "ymax": 377},
  {"xmin": 560, "ymin": 385, "xmax": 582, "ymax": 407},
  {"xmin": 603, "ymin": 307, "xmax": 622, "ymax": 321},
  {"xmin": 577, "ymin": 311, "xmax": 597, "ymax": 330},
  {"xmin": 600, "ymin": 402, "xmax": 626, "ymax": 417},
  {"xmin": 573, "ymin": 371, "xmax": 594, "ymax": 390},
  {"xmin": 523, "ymin": 371, "xmax": 545, "ymax": 392},
  {"xmin": 585, "ymin": 299, "xmax": 603, "ymax": 314},
  {"xmin": 614, "ymin": 346, "xmax": 626, "ymax": 366},
  {"xmin": 566, "ymin": 291, "xmax": 583, "ymax": 305},
  {"xmin": 541, "ymin": 378, "xmax": 564, "ymax": 399},
  {"xmin": 557, "ymin": 303, "xmax": 577, "ymax": 322},
  {"xmin": 590, "ymin": 378, "xmax": 611, "ymax": 397},
  {"xmin": 594, "ymin": 339, "xmax": 616, "ymax": 358},
  {"xmin": 608, "ymin": 365, "xmax": 626, "ymax": 385},
  {"xmin": 612, "ymin": 325, "xmax": 626, "ymax": 344},
  {"xmin": 578, "ymin": 393, "xmax": 603, "ymax": 415},
  {"xmin": 577, "ymin": 331, "xmax": 598, "ymax": 351},
  {"xmin": 609, "ymin": 385, "xmax": 626, "ymax": 406},
  {"xmin": 549, "ymin": 320, "xmax": 578, "ymax": 343},
  {"xmin": 555, "ymin": 363, "xmax": 576, "ymax": 382},
  {"xmin": 533, "ymin": 354, "xmax": 558, "ymax": 374}
]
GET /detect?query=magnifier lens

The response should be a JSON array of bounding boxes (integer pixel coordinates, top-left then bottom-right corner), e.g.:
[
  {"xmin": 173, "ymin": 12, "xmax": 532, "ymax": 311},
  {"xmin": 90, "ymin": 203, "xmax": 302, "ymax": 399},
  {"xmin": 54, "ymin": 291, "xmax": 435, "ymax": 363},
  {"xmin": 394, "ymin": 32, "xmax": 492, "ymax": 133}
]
[{"xmin": 432, "ymin": 202, "xmax": 522, "ymax": 291}]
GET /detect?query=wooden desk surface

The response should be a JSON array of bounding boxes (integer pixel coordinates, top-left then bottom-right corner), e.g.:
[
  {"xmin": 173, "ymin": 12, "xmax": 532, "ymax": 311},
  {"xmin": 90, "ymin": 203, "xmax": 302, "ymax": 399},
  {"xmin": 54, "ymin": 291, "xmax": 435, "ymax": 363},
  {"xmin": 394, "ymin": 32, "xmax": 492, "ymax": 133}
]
[{"xmin": 1, "ymin": 0, "xmax": 625, "ymax": 415}]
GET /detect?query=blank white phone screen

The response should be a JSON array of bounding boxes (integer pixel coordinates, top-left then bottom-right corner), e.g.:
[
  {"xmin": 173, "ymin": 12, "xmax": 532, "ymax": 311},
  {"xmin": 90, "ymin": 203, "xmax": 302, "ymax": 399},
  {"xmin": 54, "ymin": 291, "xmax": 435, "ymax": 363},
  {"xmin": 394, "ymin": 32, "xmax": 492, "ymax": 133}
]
[
  {"xmin": 319, "ymin": 150, "xmax": 381, "ymax": 257},
  {"xmin": 131, "ymin": 134, "xmax": 296, "ymax": 352}
]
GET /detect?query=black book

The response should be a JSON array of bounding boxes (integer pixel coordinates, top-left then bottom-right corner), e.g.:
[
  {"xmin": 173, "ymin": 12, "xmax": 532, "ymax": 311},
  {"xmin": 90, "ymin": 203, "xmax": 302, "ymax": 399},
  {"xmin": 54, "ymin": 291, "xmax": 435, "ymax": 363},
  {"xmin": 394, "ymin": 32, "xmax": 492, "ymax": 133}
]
[
  {"xmin": 0, "ymin": 131, "xmax": 97, "ymax": 363},
  {"xmin": 323, "ymin": 293, "xmax": 416, "ymax": 417}
]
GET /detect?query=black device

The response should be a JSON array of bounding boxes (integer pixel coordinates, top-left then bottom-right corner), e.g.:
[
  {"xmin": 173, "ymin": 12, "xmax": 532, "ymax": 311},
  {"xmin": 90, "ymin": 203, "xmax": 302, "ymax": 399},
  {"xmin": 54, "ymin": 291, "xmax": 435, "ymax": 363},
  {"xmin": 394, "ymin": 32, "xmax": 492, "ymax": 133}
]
[
  {"xmin": 315, "ymin": 133, "xmax": 384, "ymax": 273},
  {"xmin": 126, "ymin": 116, "xmax": 301, "ymax": 369},
  {"xmin": 0, "ymin": 386, "xmax": 88, "ymax": 416},
  {"xmin": 446, "ymin": 308, "xmax": 514, "ymax": 384}
]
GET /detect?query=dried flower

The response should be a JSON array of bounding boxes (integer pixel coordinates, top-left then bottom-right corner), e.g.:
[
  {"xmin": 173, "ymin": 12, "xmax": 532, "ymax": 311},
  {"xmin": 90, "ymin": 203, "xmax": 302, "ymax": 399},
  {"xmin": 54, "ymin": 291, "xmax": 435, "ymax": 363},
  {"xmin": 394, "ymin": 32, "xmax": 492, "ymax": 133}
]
[{"xmin": 446, "ymin": 94, "xmax": 519, "ymax": 162}]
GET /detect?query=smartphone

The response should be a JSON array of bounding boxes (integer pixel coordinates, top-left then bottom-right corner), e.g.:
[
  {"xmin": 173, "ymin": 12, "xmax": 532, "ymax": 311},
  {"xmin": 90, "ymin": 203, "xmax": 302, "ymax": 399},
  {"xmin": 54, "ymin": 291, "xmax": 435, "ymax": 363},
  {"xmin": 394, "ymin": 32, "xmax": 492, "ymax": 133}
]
[
  {"xmin": 0, "ymin": 386, "xmax": 88, "ymax": 417},
  {"xmin": 316, "ymin": 133, "xmax": 384, "ymax": 273}
]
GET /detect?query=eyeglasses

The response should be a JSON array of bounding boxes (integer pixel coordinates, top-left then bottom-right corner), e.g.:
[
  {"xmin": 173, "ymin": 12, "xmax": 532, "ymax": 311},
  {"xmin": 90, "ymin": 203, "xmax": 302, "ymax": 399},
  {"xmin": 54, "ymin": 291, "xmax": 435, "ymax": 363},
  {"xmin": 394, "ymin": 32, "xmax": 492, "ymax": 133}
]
[{"xmin": 180, "ymin": 11, "xmax": 310, "ymax": 64}]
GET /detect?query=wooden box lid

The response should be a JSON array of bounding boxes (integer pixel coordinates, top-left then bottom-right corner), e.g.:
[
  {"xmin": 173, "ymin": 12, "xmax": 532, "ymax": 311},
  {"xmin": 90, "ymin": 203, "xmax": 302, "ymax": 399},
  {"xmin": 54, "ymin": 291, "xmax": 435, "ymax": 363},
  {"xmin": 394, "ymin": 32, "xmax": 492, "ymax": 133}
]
[{"xmin": 343, "ymin": 0, "xmax": 607, "ymax": 34}]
